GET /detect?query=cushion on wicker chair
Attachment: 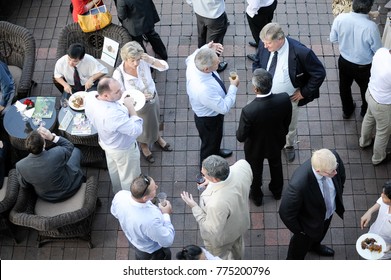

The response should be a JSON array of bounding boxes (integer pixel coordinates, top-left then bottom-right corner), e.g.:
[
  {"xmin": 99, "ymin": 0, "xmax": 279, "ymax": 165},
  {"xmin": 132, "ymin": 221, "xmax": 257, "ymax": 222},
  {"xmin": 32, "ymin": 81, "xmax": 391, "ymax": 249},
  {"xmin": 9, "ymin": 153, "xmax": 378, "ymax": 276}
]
[
  {"xmin": 0, "ymin": 21, "xmax": 36, "ymax": 100},
  {"xmin": 34, "ymin": 183, "xmax": 86, "ymax": 217},
  {"xmin": 0, "ymin": 170, "xmax": 19, "ymax": 242},
  {"xmin": 9, "ymin": 176, "xmax": 98, "ymax": 247},
  {"xmin": 7, "ymin": 66, "xmax": 21, "ymax": 92}
]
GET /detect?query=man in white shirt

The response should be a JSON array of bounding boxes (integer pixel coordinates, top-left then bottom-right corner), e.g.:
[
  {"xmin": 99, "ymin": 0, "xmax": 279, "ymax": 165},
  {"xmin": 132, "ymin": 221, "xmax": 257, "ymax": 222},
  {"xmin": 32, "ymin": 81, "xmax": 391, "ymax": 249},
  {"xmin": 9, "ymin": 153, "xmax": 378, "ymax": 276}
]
[
  {"xmin": 111, "ymin": 174, "xmax": 175, "ymax": 260},
  {"xmin": 54, "ymin": 43, "xmax": 107, "ymax": 98},
  {"xmin": 359, "ymin": 48, "xmax": 391, "ymax": 165},
  {"xmin": 186, "ymin": 42, "xmax": 239, "ymax": 170},
  {"xmin": 186, "ymin": 0, "xmax": 229, "ymax": 72},
  {"xmin": 84, "ymin": 77, "xmax": 143, "ymax": 194}
]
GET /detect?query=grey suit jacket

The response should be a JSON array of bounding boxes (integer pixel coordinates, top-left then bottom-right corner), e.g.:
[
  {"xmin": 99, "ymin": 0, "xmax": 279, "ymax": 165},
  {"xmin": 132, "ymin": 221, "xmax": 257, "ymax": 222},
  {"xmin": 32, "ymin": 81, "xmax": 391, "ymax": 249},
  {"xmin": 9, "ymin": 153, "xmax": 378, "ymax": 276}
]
[{"xmin": 16, "ymin": 137, "xmax": 84, "ymax": 202}]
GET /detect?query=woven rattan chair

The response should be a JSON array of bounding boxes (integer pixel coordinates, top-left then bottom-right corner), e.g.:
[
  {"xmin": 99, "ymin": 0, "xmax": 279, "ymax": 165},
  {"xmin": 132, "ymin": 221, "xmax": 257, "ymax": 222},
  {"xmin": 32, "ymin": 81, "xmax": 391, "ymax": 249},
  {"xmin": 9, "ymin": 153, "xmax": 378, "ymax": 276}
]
[
  {"xmin": 56, "ymin": 22, "xmax": 131, "ymax": 78},
  {"xmin": 9, "ymin": 176, "xmax": 99, "ymax": 248},
  {"xmin": 0, "ymin": 21, "xmax": 36, "ymax": 100},
  {"xmin": 0, "ymin": 169, "xmax": 19, "ymax": 242}
]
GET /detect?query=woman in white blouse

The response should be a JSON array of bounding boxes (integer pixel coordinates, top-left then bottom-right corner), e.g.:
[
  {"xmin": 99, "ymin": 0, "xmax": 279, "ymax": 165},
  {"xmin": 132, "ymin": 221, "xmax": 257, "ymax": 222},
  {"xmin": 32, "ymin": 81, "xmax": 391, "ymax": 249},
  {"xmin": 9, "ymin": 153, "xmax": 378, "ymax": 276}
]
[{"xmin": 113, "ymin": 41, "xmax": 172, "ymax": 163}]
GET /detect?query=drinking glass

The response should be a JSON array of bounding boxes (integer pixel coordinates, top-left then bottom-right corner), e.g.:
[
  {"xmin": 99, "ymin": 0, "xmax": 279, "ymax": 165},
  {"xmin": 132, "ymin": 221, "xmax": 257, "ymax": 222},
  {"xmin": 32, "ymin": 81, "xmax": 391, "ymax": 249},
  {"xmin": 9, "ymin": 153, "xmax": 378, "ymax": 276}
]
[
  {"xmin": 60, "ymin": 98, "xmax": 69, "ymax": 112},
  {"xmin": 229, "ymin": 69, "xmax": 238, "ymax": 80},
  {"xmin": 157, "ymin": 192, "xmax": 167, "ymax": 207}
]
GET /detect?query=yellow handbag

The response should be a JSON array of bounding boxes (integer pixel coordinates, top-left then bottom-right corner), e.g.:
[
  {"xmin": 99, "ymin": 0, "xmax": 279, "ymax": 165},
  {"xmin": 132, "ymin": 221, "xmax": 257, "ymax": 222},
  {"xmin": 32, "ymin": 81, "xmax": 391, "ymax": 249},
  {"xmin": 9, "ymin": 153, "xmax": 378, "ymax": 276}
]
[{"xmin": 78, "ymin": 4, "xmax": 112, "ymax": 33}]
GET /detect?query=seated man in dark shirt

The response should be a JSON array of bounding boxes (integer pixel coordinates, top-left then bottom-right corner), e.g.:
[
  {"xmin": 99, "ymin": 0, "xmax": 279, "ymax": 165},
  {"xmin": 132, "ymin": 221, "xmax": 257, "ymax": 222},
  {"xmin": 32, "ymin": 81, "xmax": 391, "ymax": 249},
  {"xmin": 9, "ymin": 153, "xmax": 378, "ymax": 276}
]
[{"xmin": 16, "ymin": 127, "xmax": 84, "ymax": 202}]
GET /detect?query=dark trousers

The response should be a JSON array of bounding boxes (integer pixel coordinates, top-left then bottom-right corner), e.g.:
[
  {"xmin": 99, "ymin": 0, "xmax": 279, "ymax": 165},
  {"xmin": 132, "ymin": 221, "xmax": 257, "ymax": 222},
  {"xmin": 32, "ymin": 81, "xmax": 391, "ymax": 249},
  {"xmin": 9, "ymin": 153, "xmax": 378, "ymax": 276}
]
[
  {"xmin": 135, "ymin": 247, "xmax": 171, "ymax": 260},
  {"xmin": 246, "ymin": 0, "xmax": 277, "ymax": 45},
  {"xmin": 338, "ymin": 55, "xmax": 371, "ymax": 115},
  {"xmin": 133, "ymin": 29, "xmax": 168, "ymax": 60},
  {"xmin": 286, "ymin": 216, "xmax": 332, "ymax": 260},
  {"xmin": 196, "ymin": 12, "xmax": 229, "ymax": 48},
  {"xmin": 248, "ymin": 152, "xmax": 283, "ymax": 198},
  {"xmin": 194, "ymin": 114, "xmax": 224, "ymax": 168}
]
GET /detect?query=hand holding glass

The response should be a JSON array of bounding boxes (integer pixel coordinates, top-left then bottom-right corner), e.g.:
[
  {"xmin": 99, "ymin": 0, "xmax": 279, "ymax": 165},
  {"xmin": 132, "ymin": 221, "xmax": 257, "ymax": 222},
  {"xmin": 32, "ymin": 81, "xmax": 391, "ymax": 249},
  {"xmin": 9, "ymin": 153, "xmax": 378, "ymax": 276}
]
[
  {"xmin": 157, "ymin": 192, "xmax": 167, "ymax": 207},
  {"xmin": 229, "ymin": 69, "xmax": 238, "ymax": 80}
]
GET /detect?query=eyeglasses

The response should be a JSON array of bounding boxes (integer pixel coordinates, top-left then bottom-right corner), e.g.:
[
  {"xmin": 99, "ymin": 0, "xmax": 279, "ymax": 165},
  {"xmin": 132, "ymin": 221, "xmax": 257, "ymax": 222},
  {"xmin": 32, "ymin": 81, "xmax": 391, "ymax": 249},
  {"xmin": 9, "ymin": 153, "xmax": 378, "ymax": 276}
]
[{"xmin": 140, "ymin": 174, "xmax": 150, "ymax": 197}]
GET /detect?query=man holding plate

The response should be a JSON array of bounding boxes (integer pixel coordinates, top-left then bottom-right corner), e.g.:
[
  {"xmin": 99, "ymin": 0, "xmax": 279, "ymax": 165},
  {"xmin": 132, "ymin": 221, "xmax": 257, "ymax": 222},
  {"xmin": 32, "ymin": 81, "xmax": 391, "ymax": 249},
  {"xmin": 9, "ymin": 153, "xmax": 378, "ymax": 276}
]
[{"xmin": 85, "ymin": 77, "xmax": 143, "ymax": 194}]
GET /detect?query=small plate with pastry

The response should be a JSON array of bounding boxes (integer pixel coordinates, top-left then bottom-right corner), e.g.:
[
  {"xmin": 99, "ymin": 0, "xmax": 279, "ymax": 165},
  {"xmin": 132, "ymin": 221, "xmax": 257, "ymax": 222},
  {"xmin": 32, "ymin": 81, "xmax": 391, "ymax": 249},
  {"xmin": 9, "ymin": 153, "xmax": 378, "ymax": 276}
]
[
  {"xmin": 356, "ymin": 233, "xmax": 386, "ymax": 260},
  {"xmin": 69, "ymin": 91, "xmax": 87, "ymax": 111}
]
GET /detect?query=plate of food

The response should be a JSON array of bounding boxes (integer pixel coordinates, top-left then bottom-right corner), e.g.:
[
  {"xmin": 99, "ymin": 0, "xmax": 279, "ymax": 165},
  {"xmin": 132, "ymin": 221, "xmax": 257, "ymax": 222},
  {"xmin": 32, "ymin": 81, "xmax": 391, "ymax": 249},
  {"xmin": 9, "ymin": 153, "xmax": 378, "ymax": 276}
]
[
  {"xmin": 121, "ymin": 89, "xmax": 146, "ymax": 111},
  {"xmin": 356, "ymin": 233, "xmax": 386, "ymax": 260},
  {"xmin": 69, "ymin": 91, "xmax": 87, "ymax": 111}
]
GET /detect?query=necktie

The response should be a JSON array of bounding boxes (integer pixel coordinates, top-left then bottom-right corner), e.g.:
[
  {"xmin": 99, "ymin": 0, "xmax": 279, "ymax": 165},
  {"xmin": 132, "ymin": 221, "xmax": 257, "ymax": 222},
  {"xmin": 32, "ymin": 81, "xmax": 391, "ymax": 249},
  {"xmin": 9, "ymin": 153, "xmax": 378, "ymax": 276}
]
[
  {"xmin": 322, "ymin": 176, "xmax": 334, "ymax": 220},
  {"xmin": 212, "ymin": 72, "xmax": 227, "ymax": 94},
  {"xmin": 73, "ymin": 66, "xmax": 83, "ymax": 92},
  {"xmin": 268, "ymin": 51, "xmax": 278, "ymax": 77}
]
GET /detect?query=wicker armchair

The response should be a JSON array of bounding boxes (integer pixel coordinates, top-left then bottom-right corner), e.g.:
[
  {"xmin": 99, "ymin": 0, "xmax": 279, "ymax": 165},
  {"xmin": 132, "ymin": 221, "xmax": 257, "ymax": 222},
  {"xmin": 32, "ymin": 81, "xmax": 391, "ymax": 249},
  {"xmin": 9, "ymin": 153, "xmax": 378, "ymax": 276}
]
[
  {"xmin": 56, "ymin": 22, "xmax": 131, "ymax": 77},
  {"xmin": 9, "ymin": 176, "xmax": 99, "ymax": 248},
  {"xmin": 0, "ymin": 21, "xmax": 36, "ymax": 100},
  {"xmin": 0, "ymin": 169, "xmax": 19, "ymax": 242}
]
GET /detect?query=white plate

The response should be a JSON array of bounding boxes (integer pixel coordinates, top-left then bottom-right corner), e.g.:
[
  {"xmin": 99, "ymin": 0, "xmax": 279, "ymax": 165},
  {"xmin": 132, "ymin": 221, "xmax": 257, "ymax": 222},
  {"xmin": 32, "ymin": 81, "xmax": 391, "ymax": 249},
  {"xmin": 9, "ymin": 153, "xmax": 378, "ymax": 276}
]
[
  {"xmin": 356, "ymin": 233, "xmax": 386, "ymax": 260},
  {"xmin": 69, "ymin": 91, "xmax": 87, "ymax": 111},
  {"xmin": 121, "ymin": 89, "xmax": 146, "ymax": 111}
]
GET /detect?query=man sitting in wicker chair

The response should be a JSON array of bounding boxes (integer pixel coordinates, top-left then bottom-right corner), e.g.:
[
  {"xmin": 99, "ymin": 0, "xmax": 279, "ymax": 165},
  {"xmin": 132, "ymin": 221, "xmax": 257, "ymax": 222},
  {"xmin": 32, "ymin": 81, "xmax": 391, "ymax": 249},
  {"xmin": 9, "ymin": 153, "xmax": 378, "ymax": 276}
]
[
  {"xmin": 54, "ymin": 43, "xmax": 107, "ymax": 100},
  {"xmin": 15, "ymin": 127, "xmax": 85, "ymax": 202}
]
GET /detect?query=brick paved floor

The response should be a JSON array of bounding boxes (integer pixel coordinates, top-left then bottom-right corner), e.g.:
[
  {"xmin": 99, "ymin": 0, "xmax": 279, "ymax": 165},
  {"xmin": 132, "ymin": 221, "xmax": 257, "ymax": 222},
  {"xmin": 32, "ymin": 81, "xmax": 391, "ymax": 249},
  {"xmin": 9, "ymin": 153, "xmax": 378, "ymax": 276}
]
[{"xmin": 0, "ymin": 0, "xmax": 390, "ymax": 260}]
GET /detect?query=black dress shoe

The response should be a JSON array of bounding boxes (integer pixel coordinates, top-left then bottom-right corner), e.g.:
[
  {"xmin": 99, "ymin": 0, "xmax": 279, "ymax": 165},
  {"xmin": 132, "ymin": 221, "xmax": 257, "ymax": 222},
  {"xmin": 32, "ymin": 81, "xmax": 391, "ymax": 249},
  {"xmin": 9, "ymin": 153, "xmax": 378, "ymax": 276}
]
[
  {"xmin": 246, "ymin": 54, "xmax": 257, "ymax": 61},
  {"xmin": 248, "ymin": 41, "xmax": 258, "ymax": 48},
  {"xmin": 284, "ymin": 146, "xmax": 295, "ymax": 163},
  {"xmin": 219, "ymin": 148, "xmax": 232, "ymax": 158},
  {"xmin": 310, "ymin": 245, "xmax": 334, "ymax": 257},
  {"xmin": 249, "ymin": 192, "xmax": 263, "ymax": 207},
  {"xmin": 271, "ymin": 191, "xmax": 282, "ymax": 200},
  {"xmin": 217, "ymin": 61, "xmax": 228, "ymax": 72},
  {"xmin": 342, "ymin": 102, "xmax": 356, "ymax": 119}
]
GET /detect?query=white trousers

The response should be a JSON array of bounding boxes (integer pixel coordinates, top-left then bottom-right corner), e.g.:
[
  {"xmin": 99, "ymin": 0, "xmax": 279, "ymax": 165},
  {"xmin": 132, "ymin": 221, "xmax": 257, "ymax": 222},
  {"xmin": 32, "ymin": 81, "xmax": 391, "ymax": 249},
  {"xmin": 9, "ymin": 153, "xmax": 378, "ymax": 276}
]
[{"xmin": 104, "ymin": 142, "xmax": 141, "ymax": 194}]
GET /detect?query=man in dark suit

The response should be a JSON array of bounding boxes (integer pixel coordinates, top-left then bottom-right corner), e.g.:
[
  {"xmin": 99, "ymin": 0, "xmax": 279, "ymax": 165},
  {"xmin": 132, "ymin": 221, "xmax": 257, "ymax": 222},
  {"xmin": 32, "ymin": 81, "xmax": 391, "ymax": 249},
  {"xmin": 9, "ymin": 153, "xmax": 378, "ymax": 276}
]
[
  {"xmin": 16, "ymin": 127, "xmax": 84, "ymax": 202},
  {"xmin": 116, "ymin": 0, "xmax": 167, "ymax": 60},
  {"xmin": 253, "ymin": 23, "xmax": 326, "ymax": 163},
  {"xmin": 236, "ymin": 68, "xmax": 292, "ymax": 206},
  {"xmin": 279, "ymin": 148, "xmax": 345, "ymax": 259}
]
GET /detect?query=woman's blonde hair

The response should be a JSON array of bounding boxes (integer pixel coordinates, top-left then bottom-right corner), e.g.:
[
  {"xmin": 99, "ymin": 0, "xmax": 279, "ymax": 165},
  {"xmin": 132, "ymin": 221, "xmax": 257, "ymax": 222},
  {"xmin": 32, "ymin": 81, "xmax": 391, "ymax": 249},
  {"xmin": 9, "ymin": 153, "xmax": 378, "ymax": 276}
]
[{"xmin": 120, "ymin": 41, "xmax": 144, "ymax": 61}]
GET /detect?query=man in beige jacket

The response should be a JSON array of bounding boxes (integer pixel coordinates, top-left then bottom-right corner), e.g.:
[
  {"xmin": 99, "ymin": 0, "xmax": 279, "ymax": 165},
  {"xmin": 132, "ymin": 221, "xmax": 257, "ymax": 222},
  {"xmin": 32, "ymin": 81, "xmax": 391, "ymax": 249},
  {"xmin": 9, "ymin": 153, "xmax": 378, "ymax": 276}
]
[{"xmin": 181, "ymin": 155, "xmax": 253, "ymax": 259}]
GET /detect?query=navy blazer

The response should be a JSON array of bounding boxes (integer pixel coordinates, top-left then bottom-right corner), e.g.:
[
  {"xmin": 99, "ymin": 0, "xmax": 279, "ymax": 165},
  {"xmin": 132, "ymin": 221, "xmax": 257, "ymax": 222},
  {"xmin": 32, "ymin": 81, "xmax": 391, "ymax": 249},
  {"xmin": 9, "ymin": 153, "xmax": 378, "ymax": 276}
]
[
  {"xmin": 279, "ymin": 151, "xmax": 345, "ymax": 240},
  {"xmin": 252, "ymin": 37, "xmax": 326, "ymax": 106}
]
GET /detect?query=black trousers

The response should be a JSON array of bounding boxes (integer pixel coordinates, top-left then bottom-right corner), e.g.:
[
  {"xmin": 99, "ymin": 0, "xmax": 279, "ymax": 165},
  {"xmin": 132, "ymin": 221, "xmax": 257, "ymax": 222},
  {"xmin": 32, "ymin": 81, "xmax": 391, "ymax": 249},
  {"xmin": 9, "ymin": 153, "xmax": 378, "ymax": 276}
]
[
  {"xmin": 338, "ymin": 55, "xmax": 371, "ymax": 115},
  {"xmin": 135, "ymin": 247, "xmax": 171, "ymax": 260},
  {"xmin": 196, "ymin": 12, "xmax": 229, "ymax": 48},
  {"xmin": 133, "ymin": 29, "xmax": 168, "ymax": 60},
  {"xmin": 194, "ymin": 114, "xmax": 224, "ymax": 168},
  {"xmin": 248, "ymin": 152, "xmax": 283, "ymax": 198},
  {"xmin": 286, "ymin": 216, "xmax": 332, "ymax": 260},
  {"xmin": 246, "ymin": 0, "xmax": 277, "ymax": 45}
]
